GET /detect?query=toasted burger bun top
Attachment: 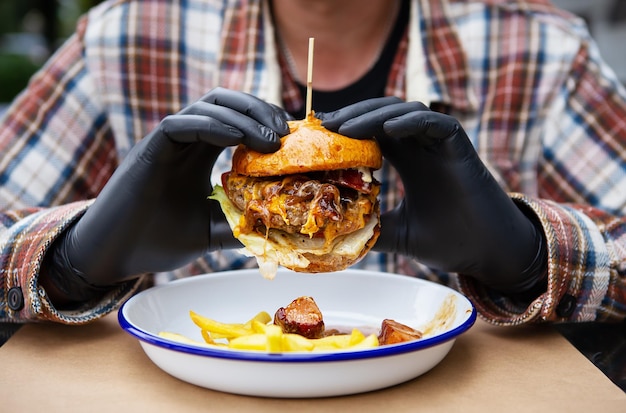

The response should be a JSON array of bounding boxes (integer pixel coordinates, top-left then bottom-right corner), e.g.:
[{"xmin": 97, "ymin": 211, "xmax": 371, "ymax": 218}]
[{"xmin": 231, "ymin": 116, "xmax": 382, "ymax": 177}]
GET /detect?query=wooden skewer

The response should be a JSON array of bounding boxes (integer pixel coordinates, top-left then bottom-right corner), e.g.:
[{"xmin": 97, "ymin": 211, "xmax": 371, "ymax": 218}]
[{"xmin": 305, "ymin": 37, "xmax": 315, "ymax": 120}]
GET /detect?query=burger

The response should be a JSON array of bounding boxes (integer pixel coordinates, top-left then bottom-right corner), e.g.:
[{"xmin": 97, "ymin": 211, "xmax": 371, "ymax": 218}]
[{"xmin": 210, "ymin": 116, "xmax": 382, "ymax": 279}]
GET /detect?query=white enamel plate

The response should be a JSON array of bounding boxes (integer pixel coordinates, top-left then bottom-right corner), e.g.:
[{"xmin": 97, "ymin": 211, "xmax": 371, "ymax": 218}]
[{"xmin": 119, "ymin": 269, "xmax": 476, "ymax": 398}]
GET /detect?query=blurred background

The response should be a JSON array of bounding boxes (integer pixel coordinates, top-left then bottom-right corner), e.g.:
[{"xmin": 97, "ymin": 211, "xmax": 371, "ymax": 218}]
[
  {"xmin": 552, "ymin": 0, "xmax": 626, "ymax": 83},
  {"xmin": 0, "ymin": 1, "xmax": 102, "ymax": 106},
  {"xmin": 0, "ymin": 0, "xmax": 624, "ymax": 114}
]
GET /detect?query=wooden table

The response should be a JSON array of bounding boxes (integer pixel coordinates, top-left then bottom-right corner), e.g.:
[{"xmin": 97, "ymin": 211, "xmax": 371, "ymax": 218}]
[{"xmin": 1, "ymin": 314, "xmax": 624, "ymax": 412}]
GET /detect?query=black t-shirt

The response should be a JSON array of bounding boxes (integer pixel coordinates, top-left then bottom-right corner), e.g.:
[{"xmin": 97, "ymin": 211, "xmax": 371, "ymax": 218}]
[{"xmin": 291, "ymin": 0, "xmax": 410, "ymax": 119}]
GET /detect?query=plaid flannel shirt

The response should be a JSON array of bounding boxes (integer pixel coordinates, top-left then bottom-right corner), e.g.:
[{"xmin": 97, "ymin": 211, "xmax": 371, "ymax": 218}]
[{"xmin": 1, "ymin": 0, "xmax": 625, "ymax": 326}]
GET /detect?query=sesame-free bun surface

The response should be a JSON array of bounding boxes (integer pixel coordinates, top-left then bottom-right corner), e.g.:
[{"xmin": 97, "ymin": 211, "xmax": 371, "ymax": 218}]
[{"xmin": 232, "ymin": 116, "xmax": 382, "ymax": 177}]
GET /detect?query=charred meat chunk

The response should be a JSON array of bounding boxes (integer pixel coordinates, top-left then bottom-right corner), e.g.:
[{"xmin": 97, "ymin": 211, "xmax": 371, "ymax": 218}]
[
  {"xmin": 273, "ymin": 296, "xmax": 325, "ymax": 339},
  {"xmin": 378, "ymin": 319, "xmax": 423, "ymax": 345}
]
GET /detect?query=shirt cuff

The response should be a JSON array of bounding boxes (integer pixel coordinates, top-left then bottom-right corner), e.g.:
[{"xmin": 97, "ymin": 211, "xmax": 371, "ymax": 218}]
[
  {"xmin": 457, "ymin": 193, "xmax": 611, "ymax": 325},
  {"xmin": 2, "ymin": 200, "xmax": 143, "ymax": 324}
]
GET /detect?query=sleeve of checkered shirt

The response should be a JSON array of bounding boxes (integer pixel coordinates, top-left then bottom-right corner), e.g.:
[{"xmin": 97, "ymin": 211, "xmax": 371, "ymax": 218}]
[
  {"xmin": 0, "ymin": 202, "xmax": 143, "ymax": 324},
  {"xmin": 458, "ymin": 36, "xmax": 626, "ymax": 325},
  {"xmin": 0, "ymin": 16, "xmax": 143, "ymax": 324}
]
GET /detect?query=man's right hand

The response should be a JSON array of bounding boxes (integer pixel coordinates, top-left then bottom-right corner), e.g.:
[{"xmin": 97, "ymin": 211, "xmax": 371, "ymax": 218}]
[{"xmin": 42, "ymin": 88, "xmax": 290, "ymax": 304}]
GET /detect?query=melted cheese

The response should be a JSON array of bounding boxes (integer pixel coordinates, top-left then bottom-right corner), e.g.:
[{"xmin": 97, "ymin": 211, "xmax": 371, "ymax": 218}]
[
  {"xmin": 357, "ymin": 166, "xmax": 372, "ymax": 184},
  {"xmin": 209, "ymin": 185, "xmax": 379, "ymax": 279}
]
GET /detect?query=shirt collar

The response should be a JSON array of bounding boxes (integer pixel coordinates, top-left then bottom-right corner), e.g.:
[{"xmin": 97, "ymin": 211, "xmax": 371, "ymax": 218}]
[{"xmin": 220, "ymin": 0, "xmax": 479, "ymax": 113}]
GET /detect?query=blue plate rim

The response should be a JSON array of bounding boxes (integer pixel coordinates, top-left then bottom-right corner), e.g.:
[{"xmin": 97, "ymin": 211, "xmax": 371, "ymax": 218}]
[{"xmin": 118, "ymin": 269, "xmax": 477, "ymax": 363}]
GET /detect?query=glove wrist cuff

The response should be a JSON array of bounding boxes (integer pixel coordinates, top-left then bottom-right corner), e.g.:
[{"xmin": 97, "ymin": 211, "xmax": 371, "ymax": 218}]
[
  {"xmin": 41, "ymin": 232, "xmax": 115, "ymax": 305},
  {"xmin": 494, "ymin": 218, "xmax": 548, "ymax": 300},
  {"xmin": 513, "ymin": 229, "xmax": 548, "ymax": 293}
]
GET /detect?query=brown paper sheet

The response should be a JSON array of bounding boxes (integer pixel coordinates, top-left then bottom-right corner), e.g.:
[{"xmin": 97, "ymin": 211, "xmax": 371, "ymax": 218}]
[{"xmin": 1, "ymin": 315, "xmax": 624, "ymax": 412}]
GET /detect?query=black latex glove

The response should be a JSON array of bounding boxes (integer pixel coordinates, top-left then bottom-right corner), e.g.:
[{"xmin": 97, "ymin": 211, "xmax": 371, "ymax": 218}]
[
  {"xmin": 319, "ymin": 98, "xmax": 547, "ymax": 295},
  {"xmin": 43, "ymin": 88, "xmax": 289, "ymax": 301}
]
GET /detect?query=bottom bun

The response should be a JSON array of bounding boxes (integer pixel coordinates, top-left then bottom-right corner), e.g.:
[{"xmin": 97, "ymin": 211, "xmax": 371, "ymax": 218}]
[{"xmin": 210, "ymin": 186, "xmax": 380, "ymax": 279}]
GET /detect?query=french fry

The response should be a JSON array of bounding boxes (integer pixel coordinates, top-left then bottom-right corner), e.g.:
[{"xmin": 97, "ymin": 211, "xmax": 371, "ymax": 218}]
[
  {"xmin": 282, "ymin": 333, "xmax": 315, "ymax": 352},
  {"xmin": 265, "ymin": 324, "xmax": 283, "ymax": 353},
  {"xmin": 244, "ymin": 311, "xmax": 272, "ymax": 329},
  {"xmin": 228, "ymin": 333, "xmax": 268, "ymax": 351},
  {"xmin": 251, "ymin": 319, "xmax": 269, "ymax": 334},
  {"xmin": 173, "ymin": 305, "xmax": 392, "ymax": 353},
  {"xmin": 204, "ymin": 331, "xmax": 231, "ymax": 340},
  {"xmin": 189, "ymin": 310, "xmax": 253, "ymax": 338},
  {"xmin": 158, "ymin": 331, "xmax": 205, "ymax": 345},
  {"xmin": 158, "ymin": 331, "xmax": 225, "ymax": 348},
  {"xmin": 349, "ymin": 328, "xmax": 366, "ymax": 346},
  {"xmin": 200, "ymin": 329, "xmax": 215, "ymax": 344},
  {"xmin": 310, "ymin": 334, "xmax": 353, "ymax": 349},
  {"xmin": 348, "ymin": 333, "xmax": 379, "ymax": 349}
]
